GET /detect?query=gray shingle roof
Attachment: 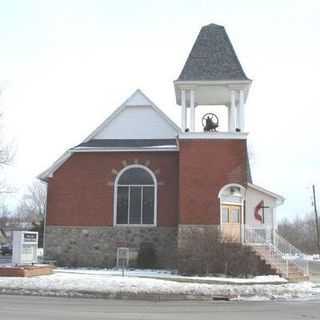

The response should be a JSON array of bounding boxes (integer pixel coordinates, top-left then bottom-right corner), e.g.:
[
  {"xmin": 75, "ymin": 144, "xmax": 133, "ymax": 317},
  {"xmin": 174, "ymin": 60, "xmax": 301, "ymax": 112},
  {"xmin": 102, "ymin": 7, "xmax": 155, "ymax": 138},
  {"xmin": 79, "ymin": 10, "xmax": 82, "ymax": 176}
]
[
  {"xmin": 177, "ymin": 23, "xmax": 249, "ymax": 81},
  {"xmin": 75, "ymin": 139, "xmax": 177, "ymax": 149}
]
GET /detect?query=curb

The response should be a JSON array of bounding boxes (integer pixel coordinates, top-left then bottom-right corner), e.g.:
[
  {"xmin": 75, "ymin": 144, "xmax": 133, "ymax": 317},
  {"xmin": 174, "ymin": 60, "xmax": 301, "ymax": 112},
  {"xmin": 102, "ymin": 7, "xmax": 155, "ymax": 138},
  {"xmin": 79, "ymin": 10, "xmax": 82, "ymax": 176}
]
[
  {"xmin": 0, "ymin": 288, "xmax": 235, "ymax": 301},
  {"xmin": 136, "ymin": 276, "xmax": 287, "ymax": 286}
]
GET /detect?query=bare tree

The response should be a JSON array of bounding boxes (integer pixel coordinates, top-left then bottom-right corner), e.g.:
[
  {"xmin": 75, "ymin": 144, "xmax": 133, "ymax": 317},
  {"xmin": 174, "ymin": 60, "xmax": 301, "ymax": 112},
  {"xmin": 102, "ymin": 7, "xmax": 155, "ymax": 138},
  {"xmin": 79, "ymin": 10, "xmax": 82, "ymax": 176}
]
[
  {"xmin": 17, "ymin": 181, "xmax": 47, "ymax": 222},
  {"xmin": 278, "ymin": 214, "xmax": 318, "ymax": 254},
  {"xmin": 16, "ymin": 181, "xmax": 47, "ymax": 247},
  {"xmin": 0, "ymin": 204, "xmax": 10, "ymax": 227},
  {"xmin": 0, "ymin": 90, "xmax": 14, "ymax": 194}
]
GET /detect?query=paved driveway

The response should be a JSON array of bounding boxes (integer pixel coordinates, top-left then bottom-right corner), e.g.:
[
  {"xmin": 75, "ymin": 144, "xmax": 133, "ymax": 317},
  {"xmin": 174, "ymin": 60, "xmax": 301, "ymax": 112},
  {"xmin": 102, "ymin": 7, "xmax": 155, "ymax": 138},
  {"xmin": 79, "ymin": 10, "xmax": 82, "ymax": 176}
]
[{"xmin": 0, "ymin": 295, "xmax": 320, "ymax": 320}]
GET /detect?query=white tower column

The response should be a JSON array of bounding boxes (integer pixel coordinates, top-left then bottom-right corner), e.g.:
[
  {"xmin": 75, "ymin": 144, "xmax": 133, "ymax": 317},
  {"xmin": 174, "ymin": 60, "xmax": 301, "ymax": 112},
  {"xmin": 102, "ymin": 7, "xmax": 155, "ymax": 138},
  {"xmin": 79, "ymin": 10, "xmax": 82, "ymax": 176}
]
[
  {"xmin": 181, "ymin": 89, "xmax": 187, "ymax": 131},
  {"xmin": 229, "ymin": 90, "xmax": 236, "ymax": 131},
  {"xmin": 238, "ymin": 90, "xmax": 245, "ymax": 131},
  {"xmin": 190, "ymin": 89, "xmax": 195, "ymax": 131}
]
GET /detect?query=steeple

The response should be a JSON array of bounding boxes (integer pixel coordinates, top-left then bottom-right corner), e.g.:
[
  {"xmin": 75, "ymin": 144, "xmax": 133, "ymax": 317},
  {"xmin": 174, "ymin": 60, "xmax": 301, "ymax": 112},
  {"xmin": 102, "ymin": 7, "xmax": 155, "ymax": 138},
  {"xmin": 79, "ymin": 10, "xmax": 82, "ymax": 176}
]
[
  {"xmin": 174, "ymin": 23, "xmax": 251, "ymax": 134},
  {"xmin": 178, "ymin": 23, "xmax": 249, "ymax": 82}
]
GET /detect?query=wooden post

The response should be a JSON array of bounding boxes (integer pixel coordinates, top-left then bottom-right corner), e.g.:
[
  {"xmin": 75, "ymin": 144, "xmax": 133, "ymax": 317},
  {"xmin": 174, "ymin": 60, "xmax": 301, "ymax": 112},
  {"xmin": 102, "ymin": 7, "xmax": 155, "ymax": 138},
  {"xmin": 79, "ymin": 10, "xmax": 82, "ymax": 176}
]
[
  {"xmin": 239, "ymin": 90, "xmax": 245, "ymax": 131},
  {"xmin": 312, "ymin": 184, "xmax": 320, "ymax": 253},
  {"xmin": 190, "ymin": 89, "xmax": 195, "ymax": 131},
  {"xmin": 230, "ymin": 90, "xmax": 236, "ymax": 131},
  {"xmin": 181, "ymin": 89, "xmax": 187, "ymax": 132}
]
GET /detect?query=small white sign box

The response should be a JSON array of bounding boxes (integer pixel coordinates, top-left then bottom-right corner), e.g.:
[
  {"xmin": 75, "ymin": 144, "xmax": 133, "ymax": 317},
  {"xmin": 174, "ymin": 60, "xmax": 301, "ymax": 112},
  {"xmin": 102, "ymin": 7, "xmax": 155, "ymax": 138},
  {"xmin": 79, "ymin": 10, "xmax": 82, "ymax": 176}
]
[{"xmin": 12, "ymin": 231, "xmax": 38, "ymax": 265}]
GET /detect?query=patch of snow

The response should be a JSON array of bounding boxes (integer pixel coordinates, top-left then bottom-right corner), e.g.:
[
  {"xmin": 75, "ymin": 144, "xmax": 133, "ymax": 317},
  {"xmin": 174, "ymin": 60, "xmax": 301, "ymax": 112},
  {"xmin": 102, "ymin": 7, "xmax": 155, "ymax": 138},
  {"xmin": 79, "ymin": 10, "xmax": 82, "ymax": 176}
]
[
  {"xmin": 284, "ymin": 254, "xmax": 320, "ymax": 262},
  {"xmin": 0, "ymin": 270, "xmax": 319, "ymax": 301},
  {"xmin": 56, "ymin": 268, "xmax": 286, "ymax": 284},
  {"xmin": 303, "ymin": 255, "xmax": 320, "ymax": 261}
]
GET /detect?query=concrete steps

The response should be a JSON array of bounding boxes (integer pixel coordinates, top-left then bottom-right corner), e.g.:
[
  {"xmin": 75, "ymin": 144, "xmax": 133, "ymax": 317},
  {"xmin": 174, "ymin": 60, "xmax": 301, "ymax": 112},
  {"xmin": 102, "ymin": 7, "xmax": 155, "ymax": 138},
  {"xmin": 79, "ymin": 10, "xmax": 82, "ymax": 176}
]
[{"xmin": 249, "ymin": 245, "xmax": 309, "ymax": 282}]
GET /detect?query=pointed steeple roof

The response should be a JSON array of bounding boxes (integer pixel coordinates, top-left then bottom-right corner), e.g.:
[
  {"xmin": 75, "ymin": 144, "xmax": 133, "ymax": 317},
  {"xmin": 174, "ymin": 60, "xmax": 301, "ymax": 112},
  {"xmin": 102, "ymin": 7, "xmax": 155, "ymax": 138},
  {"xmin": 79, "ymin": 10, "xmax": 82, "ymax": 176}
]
[{"xmin": 177, "ymin": 23, "xmax": 249, "ymax": 81}]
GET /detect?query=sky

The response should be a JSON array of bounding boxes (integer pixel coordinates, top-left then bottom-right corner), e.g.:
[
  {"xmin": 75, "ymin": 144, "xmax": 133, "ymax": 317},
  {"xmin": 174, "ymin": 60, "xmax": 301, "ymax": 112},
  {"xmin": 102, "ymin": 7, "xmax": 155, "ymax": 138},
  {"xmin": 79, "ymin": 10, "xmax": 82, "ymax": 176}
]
[{"xmin": 0, "ymin": 0, "xmax": 319, "ymax": 220}]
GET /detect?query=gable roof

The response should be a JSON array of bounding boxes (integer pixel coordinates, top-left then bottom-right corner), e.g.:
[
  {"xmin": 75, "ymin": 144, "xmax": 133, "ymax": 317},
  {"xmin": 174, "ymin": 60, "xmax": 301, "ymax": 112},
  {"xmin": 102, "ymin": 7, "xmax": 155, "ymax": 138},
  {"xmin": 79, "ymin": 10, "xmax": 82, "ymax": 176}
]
[
  {"xmin": 177, "ymin": 23, "xmax": 249, "ymax": 82},
  {"xmin": 247, "ymin": 183, "xmax": 285, "ymax": 205},
  {"xmin": 38, "ymin": 90, "xmax": 180, "ymax": 181},
  {"xmin": 83, "ymin": 89, "xmax": 180, "ymax": 142}
]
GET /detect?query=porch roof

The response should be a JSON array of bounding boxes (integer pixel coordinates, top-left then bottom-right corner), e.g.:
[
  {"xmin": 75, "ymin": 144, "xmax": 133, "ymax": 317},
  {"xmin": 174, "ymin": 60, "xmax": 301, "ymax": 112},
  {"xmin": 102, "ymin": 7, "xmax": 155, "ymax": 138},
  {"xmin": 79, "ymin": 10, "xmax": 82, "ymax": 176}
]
[{"xmin": 247, "ymin": 183, "xmax": 285, "ymax": 205}]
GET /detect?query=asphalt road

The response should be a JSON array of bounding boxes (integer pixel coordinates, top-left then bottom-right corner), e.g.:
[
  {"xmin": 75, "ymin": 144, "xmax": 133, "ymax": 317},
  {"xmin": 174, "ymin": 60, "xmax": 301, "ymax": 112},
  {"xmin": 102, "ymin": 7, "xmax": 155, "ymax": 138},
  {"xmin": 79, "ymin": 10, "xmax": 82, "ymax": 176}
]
[{"xmin": 0, "ymin": 295, "xmax": 320, "ymax": 320}]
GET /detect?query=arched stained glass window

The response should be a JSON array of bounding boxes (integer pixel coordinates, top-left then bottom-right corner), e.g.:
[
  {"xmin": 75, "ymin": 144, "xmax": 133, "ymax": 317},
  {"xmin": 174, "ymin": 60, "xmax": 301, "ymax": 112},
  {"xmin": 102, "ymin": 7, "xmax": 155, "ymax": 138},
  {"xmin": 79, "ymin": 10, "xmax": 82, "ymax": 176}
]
[{"xmin": 115, "ymin": 165, "xmax": 156, "ymax": 225}]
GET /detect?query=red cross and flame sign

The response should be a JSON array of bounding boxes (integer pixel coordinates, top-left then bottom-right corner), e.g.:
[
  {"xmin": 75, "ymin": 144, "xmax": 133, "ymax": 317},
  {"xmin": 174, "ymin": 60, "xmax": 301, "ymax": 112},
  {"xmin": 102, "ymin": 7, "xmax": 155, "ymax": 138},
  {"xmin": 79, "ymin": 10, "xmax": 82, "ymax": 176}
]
[{"xmin": 254, "ymin": 200, "xmax": 264, "ymax": 223}]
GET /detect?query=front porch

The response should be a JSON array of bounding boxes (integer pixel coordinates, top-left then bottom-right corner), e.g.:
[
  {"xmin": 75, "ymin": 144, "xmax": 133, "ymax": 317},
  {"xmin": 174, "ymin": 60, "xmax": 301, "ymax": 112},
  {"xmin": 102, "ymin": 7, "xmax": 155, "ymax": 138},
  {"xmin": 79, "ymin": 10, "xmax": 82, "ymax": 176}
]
[{"xmin": 218, "ymin": 183, "xmax": 308, "ymax": 281}]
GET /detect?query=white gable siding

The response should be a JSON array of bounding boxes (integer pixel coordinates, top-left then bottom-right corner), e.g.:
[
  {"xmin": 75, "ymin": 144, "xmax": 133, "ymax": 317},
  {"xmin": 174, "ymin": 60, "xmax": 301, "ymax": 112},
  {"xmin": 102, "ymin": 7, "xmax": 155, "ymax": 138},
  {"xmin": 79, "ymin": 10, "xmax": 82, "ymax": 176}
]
[
  {"xmin": 245, "ymin": 187, "xmax": 277, "ymax": 228},
  {"xmin": 94, "ymin": 105, "xmax": 178, "ymax": 140},
  {"xmin": 125, "ymin": 92, "xmax": 151, "ymax": 106}
]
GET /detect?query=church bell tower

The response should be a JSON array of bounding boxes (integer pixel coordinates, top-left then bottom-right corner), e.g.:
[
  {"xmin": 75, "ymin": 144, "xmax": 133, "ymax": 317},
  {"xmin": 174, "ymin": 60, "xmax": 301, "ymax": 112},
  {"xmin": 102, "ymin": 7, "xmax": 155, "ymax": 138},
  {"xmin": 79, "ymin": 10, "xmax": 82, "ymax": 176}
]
[
  {"xmin": 174, "ymin": 23, "xmax": 251, "ymax": 134},
  {"xmin": 176, "ymin": 23, "xmax": 252, "ymax": 229}
]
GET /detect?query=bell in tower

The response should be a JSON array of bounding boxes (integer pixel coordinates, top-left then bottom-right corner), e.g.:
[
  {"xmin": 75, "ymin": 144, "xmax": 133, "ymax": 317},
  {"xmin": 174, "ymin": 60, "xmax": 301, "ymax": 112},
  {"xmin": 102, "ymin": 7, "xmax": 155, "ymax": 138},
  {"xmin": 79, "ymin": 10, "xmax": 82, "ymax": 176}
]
[{"xmin": 174, "ymin": 23, "xmax": 252, "ymax": 134}]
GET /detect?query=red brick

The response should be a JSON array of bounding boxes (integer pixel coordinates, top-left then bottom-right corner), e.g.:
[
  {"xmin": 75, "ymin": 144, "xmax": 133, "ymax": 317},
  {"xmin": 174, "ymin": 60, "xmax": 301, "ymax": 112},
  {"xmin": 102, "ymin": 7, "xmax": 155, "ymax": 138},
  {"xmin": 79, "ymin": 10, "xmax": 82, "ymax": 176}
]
[
  {"xmin": 178, "ymin": 139, "xmax": 248, "ymax": 224},
  {"xmin": 46, "ymin": 152, "xmax": 179, "ymax": 227}
]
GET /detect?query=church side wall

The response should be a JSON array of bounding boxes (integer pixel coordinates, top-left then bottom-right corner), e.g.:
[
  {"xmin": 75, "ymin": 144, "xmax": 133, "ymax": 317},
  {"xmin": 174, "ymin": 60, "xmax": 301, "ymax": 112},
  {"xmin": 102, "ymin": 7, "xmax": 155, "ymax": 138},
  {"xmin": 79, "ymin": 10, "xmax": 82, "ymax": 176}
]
[
  {"xmin": 46, "ymin": 151, "xmax": 179, "ymax": 226},
  {"xmin": 45, "ymin": 151, "xmax": 179, "ymax": 267}
]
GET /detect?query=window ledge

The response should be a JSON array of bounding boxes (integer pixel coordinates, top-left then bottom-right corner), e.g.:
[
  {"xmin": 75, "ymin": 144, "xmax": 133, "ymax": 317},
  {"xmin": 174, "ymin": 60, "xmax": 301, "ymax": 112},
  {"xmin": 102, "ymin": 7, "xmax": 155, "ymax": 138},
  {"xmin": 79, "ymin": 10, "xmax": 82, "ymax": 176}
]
[
  {"xmin": 179, "ymin": 132, "xmax": 248, "ymax": 140},
  {"xmin": 113, "ymin": 224, "xmax": 157, "ymax": 227}
]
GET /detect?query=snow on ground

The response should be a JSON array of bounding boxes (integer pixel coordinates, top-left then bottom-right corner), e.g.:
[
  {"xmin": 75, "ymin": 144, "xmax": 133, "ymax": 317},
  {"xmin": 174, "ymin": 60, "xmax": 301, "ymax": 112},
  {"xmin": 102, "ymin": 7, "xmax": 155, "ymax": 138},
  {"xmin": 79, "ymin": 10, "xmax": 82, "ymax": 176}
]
[
  {"xmin": 0, "ymin": 269, "xmax": 319, "ymax": 301},
  {"xmin": 57, "ymin": 268, "xmax": 287, "ymax": 284},
  {"xmin": 303, "ymin": 255, "xmax": 320, "ymax": 261}
]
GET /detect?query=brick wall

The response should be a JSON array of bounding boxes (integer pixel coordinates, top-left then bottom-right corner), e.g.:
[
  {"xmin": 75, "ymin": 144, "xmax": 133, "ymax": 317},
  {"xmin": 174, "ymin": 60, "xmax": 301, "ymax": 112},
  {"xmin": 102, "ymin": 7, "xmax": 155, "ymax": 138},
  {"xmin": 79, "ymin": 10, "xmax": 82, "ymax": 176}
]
[
  {"xmin": 46, "ymin": 152, "xmax": 179, "ymax": 227},
  {"xmin": 178, "ymin": 139, "xmax": 249, "ymax": 225}
]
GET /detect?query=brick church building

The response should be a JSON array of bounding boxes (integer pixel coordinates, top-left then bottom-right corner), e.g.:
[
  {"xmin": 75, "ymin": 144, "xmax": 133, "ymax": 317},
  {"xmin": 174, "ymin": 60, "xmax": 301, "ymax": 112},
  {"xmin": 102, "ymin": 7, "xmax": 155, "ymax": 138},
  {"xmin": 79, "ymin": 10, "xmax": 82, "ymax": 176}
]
[{"xmin": 40, "ymin": 24, "xmax": 284, "ymax": 268}]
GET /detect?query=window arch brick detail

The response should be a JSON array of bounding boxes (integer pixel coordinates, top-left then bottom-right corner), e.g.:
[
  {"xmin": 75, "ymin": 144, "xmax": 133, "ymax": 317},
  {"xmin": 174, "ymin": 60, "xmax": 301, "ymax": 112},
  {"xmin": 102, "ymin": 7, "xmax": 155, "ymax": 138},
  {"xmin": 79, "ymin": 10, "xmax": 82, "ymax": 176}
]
[{"xmin": 113, "ymin": 164, "xmax": 157, "ymax": 226}]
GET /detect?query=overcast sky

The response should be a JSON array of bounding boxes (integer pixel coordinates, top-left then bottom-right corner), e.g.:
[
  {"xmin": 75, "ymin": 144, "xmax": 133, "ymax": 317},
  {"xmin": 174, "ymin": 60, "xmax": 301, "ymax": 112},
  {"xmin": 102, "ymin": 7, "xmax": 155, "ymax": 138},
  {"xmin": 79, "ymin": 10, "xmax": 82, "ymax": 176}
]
[{"xmin": 0, "ymin": 0, "xmax": 319, "ymax": 220}]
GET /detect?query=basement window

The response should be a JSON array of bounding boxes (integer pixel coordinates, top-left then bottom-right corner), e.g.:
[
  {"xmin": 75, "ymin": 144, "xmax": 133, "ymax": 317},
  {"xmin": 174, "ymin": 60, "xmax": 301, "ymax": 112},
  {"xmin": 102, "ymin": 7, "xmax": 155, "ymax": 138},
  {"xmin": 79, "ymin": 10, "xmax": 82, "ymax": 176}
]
[{"xmin": 114, "ymin": 165, "xmax": 157, "ymax": 226}]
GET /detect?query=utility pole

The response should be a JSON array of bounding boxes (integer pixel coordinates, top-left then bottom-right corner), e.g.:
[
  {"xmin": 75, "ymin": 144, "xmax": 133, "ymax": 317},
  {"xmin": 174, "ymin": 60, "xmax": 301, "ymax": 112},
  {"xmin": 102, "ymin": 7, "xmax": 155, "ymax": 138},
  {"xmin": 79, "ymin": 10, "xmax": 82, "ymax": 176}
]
[{"xmin": 312, "ymin": 185, "xmax": 320, "ymax": 254}]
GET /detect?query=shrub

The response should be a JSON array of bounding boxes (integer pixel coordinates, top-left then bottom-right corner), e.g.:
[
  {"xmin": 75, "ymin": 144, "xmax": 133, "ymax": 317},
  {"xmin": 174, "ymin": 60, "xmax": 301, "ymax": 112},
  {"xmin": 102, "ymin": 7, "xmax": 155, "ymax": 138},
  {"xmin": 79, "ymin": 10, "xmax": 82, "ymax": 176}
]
[
  {"xmin": 137, "ymin": 242, "xmax": 157, "ymax": 269},
  {"xmin": 177, "ymin": 227, "xmax": 274, "ymax": 277}
]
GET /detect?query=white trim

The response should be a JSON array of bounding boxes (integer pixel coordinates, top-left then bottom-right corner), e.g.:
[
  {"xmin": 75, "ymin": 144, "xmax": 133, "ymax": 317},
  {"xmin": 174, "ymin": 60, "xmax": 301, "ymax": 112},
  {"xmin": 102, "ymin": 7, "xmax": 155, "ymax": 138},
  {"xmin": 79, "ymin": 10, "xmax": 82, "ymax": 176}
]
[
  {"xmin": 38, "ymin": 150, "xmax": 72, "ymax": 181},
  {"xmin": 83, "ymin": 89, "xmax": 181, "ymax": 143},
  {"xmin": 230, "ymin": 90, "xmax": 236, "ymax": 131},
  {"xmin": 181, "ymin": 89, "xmax": 186, "ymax": 131},
  {"xmin": 72, "ymin": 147, "xmax": 178, "ymax": 153},
  {"xmin": 247, "ymin": 183, "xmax": 285, "ymax": 204},
  {"xmin": 219, "ymin": 183, "xmax": 246, "ymax": 242},
  {"xmin": 113, "ymin": 224, "xmax": 157, "ymax": 228},
  {"xmin": 190, "ymin": 89, "xmax": 195, "ymax": 131},
  {"xmin": 179, "ymin": 132, "xmax": 248, "ymax": 140},
  {"xmin": 113, "ymin": 164, "xmax": 157, "ymax": 227},
  {"xmin": 218, "ymin": 183, "xmax": 246, "ymax": 199},
  {"xmin": 239, "ymin": 90, "xmax": 245, "ymax": 131},
  {"xmin": 174, "ymin": 80, "xmax": 252, "ymax": 86},
  {"xmin": 38, "ymin": 144, "xmax": 179, "ymax": 181},
  {"xmin": 116, "ymin": 184, "xmax": 154, "ymax": 187}
]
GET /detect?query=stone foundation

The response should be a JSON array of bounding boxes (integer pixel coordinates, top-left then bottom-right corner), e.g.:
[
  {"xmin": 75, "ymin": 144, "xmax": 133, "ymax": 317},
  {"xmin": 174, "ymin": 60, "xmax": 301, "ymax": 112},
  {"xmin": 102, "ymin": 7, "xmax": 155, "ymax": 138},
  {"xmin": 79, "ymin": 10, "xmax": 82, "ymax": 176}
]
[{"xmin": 45, "ymin": 226, "xmax": 177, "ymax": 268}]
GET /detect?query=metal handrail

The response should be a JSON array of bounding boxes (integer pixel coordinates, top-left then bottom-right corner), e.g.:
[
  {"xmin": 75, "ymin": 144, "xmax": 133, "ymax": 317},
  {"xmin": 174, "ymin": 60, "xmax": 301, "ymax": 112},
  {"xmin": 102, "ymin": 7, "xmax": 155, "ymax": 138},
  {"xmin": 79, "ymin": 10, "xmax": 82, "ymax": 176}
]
[
  {"xmin": 273, "ymin": 232, "xmax": 309, "ymax": 276},
  {"xmin": 244, "ymin": 225, "xmax": 309, "ymax": 277},
  {"xmin": 244, "ymin": 226, "xmax": 289, "ymax": 277}
]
